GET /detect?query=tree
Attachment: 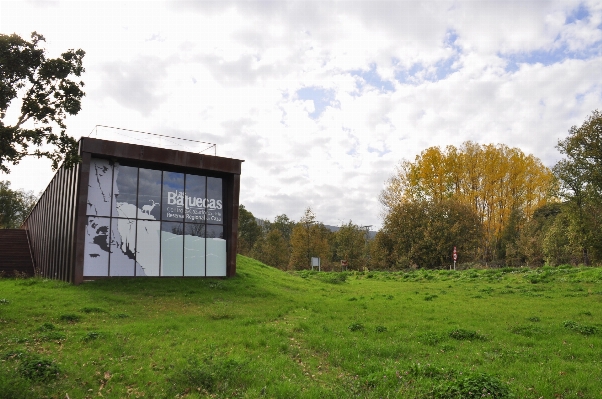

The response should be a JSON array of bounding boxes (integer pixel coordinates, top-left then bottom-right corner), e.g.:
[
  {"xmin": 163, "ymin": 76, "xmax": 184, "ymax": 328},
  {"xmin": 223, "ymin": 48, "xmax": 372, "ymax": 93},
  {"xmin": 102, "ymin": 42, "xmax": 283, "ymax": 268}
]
[
  {"xmin": 0, "ymin": 181, "xmax": 37, "ymax": 228},
  {"xmin": 332, "ymin": 221, "xmax": 366, "ymax": 270},
  {"xmin": 237, "ymin": 204, "xmax": 261, "ymax": 255},
  {"xmin": 376, "ymin": 199, "xmax": 483, "ymax": 269},
  {"xmin": 288, "ymin": 208, "xmax": 331, "ymax": 270},
  {"xmin": 553, "ymin": 110, "xmax": 602, "ymax": 265},
  {"xmin": 381, "ymin": 142, "xmax": 555, "ymax": 262},
  {"xmin": 0, "ymin": 32, "xmax": 85, "ymax": 173},
  {"xmin": 251, "ymin": 229, "xmax": 289, "ymax": 270}
]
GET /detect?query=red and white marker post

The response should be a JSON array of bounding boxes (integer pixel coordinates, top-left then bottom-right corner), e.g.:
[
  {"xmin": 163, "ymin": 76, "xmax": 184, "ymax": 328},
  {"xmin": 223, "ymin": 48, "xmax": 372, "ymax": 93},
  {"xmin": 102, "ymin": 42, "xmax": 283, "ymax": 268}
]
[{"xmin": 453, "ymin": 246, "xmax": 457, "ymax": 270}]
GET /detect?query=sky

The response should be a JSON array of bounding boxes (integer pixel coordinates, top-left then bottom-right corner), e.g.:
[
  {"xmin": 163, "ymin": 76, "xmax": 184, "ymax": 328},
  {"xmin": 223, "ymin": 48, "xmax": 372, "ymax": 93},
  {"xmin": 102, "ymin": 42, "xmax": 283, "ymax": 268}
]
[{"xmin": 1, "ymin": 0, "xmax": 601, "ymax": 229}]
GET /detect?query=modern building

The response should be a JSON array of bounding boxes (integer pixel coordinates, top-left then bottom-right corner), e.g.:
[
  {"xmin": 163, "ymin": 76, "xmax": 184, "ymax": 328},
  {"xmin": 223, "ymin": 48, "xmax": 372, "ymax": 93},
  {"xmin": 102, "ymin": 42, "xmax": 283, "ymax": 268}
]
[{"xmin": 20, "ymin": 137, "xmax": 243, "ymax": 284}]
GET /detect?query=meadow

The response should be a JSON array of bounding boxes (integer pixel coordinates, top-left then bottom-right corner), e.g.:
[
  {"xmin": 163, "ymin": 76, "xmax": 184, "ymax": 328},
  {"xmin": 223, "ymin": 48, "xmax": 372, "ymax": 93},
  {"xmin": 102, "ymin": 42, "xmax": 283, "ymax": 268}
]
[{"xmin": 1, "ymin": 256, "xmax": 601, "ymax": 398}]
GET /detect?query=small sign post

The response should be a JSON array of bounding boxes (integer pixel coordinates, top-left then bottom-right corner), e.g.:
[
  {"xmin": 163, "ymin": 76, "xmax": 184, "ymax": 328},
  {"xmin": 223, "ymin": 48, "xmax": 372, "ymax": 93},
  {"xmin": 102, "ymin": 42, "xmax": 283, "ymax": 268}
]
[
  {"xmin": 453, "ymin": 246, "xmax": 457, "ymax": 270},
  {"xmin": 311, "ymin": 257, "xmax": 321, "ymax": 272}
]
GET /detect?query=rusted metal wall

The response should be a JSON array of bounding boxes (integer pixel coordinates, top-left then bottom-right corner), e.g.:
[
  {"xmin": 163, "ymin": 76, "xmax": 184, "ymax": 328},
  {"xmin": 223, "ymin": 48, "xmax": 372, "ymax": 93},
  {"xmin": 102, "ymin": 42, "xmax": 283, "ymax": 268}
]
[{"xmin": 22, "ymin": 160, "xmax": 81, "ymax": 283}]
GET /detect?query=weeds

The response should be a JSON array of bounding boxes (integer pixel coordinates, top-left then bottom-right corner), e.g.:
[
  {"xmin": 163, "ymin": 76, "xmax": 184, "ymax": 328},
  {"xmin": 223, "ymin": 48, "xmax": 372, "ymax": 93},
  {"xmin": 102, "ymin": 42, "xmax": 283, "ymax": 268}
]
[
  {"xmin": 432, "ymin": 372, "xmax": 512, "ymax": 398},
  {"xmin": 59, "ymin": 313, "xmax": 81, "ymax": 322},
  {"xmin": 348, "ymin": 322, "xmax": 364, "ymax": 332},
  {"xmin": 420, "ymin": 331, "xmax": 446, "ymax": 346},
  {"xmin": 82, "ymin": 331, "xmax": 103, "ymax": 341},
  {"xmin": 563, "ymin": 320, "xmax": 598, "ymax": 335},
  {"xmin": 172, "ymin": 355, "xmax": 247, "ymax": 395},
  {"xmin": 17, "ymin": 355, "xmax": 60, "ymax": 381},
  {"xmin": 37, "ymin": 322, "xmax": 56, "ymax": 331},
  {"xmin": 80, "ymin": 306, "xmax": 106, "ymax": 313},
  {"xmin": 510, "ymin": 325, "xmax": 544, "ymax": 337},
  {"xmin": 449, "ymin": 329, "xmax": 486, "ymax": 341}
]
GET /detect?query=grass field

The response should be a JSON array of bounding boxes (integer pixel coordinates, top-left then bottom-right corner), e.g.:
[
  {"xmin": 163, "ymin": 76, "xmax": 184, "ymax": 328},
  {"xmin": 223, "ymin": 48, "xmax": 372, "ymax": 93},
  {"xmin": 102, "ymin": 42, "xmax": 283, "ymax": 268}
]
[{"xmin": 1, "ymin": 256, "xmax": 602, "ymax": 398}]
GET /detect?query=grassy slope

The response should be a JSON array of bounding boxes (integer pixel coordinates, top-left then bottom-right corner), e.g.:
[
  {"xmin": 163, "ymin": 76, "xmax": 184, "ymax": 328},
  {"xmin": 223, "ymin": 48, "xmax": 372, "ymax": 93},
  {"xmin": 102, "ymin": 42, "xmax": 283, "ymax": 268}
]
[{"xmin": 0, "ymin": 257, "xmax": 601, "ymax": 398}]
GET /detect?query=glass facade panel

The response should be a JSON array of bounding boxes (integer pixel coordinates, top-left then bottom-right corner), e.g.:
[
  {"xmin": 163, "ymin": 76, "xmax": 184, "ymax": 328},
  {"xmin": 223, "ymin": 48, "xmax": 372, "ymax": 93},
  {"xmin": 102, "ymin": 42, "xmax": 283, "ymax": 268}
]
[
  {"xmin": 83, "ymin": 158, "xmax": 227, "ymax": 278},
  {"xmin": 136, "ymin": 220, "xmax": 160, "ymax": 276},
  {"xmin": 206, "ymin": 225, "xmax": 226, "ymax": 276},
  {"xmin": 207, "ymin": 177, "xmax": 223, "ymax": 223},
  {"xmin": 87, "ymin": 158, "xmax": 113, "ymax": 216},
  {"xmin": 162, "ymin": 172, "xmax": 184, "ymax": 221},
  {"xmin": 161, "ymin": 221, "xmax": 183, "ymax": 276},
  {"xmin": 137, "ymin": 169, "xmax": 162, "ymax": 220},
  {"xmin": 113, "ymin": 164, "xmax": 138, "ymax": 218},
  {"xmin": 184, "ymin": 223, "xmax": 206, "ymax": 276},
  {"xmin": 109, "ymin": 218, "xmax": 136, "ymax": 276},
  {"xmin": 83, "ymin": 216, "xmax": 110, "ymax": 276},
  {"xmin": 185, "ymin": 174, "xmax": 206, "ymax": 223}
]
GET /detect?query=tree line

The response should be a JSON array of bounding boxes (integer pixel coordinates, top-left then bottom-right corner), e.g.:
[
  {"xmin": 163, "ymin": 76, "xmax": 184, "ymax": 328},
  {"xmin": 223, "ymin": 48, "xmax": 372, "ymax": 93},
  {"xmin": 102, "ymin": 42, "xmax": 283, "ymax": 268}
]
[
  {"xmin": 240, "ymin": 110, "xmax": 602, "ymax": 270},
  {"xmin": 238, "ymin": 206, "xmax": 370, "ymax": 271}
]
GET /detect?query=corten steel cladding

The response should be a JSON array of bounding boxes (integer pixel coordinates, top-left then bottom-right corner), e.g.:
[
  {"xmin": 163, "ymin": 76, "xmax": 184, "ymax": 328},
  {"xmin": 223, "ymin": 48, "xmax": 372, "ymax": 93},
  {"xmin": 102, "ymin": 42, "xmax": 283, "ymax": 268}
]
[{"xmin": 22, "ymin": 137, "xmax": 243, "ymax": 284}]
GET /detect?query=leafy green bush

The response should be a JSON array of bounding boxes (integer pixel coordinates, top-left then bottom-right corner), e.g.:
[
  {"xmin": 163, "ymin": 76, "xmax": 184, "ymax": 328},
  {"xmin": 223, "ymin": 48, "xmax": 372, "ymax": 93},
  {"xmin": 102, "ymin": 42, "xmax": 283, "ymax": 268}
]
[
  {"xmin": 433, "ymin": 372, "xmax": 512, "ymax": 398},
  {"xmin": 17, "ymin": 355, "xmax": 60, "ymax": 381}
]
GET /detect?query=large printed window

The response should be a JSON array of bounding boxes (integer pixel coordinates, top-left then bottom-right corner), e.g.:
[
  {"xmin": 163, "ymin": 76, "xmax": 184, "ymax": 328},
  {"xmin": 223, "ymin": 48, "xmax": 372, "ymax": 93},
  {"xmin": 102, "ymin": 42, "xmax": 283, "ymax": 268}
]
[{"xmin": 83, "ymin": 158, "xmax": 226, "ymax": 277}]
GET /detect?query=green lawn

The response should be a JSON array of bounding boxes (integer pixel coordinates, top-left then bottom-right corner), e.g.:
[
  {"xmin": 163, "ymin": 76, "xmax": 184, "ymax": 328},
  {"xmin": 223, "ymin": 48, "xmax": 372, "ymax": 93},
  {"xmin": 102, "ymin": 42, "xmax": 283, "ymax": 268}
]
[{"xmin": 1, "ymin": 257, "xmax": 601, "ymax": 398}]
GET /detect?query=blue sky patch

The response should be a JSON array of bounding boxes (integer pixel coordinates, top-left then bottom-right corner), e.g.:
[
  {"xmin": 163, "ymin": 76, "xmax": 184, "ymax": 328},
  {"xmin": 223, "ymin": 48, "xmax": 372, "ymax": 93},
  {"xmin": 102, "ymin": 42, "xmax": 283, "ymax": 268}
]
[
  {"xmin": 503, "ymin": 40, "xmax": 602, "ymax": 72},
  {"xmin": 296, "ymin": 86, "xmax": 338, "ymax": 119},
  {"xmin": 350, "ymin": 63, "xmax": 395, "ymax": 93},
  {"xmin": 566, "ymin": 3, "xmax": 589, "ymax": 24}
]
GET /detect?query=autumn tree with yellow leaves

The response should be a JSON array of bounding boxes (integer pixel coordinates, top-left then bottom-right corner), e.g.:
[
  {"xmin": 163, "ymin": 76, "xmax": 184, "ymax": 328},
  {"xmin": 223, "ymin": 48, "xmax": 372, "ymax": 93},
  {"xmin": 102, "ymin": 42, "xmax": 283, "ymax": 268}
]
[{"xmin": 380, "ymin": 142, "xmax": 556, "ymax": 264}]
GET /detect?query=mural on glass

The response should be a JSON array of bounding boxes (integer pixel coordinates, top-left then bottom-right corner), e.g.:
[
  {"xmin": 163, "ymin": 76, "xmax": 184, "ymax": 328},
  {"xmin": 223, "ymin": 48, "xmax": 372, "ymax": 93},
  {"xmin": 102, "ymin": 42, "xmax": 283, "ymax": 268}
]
[
  {"xmin": 83, "ymin": 216, "xmax": 110, "ymax": 276},
  {"xmin": 84, "ymin": 157, "xmax": 226, "ymax": 277}
]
